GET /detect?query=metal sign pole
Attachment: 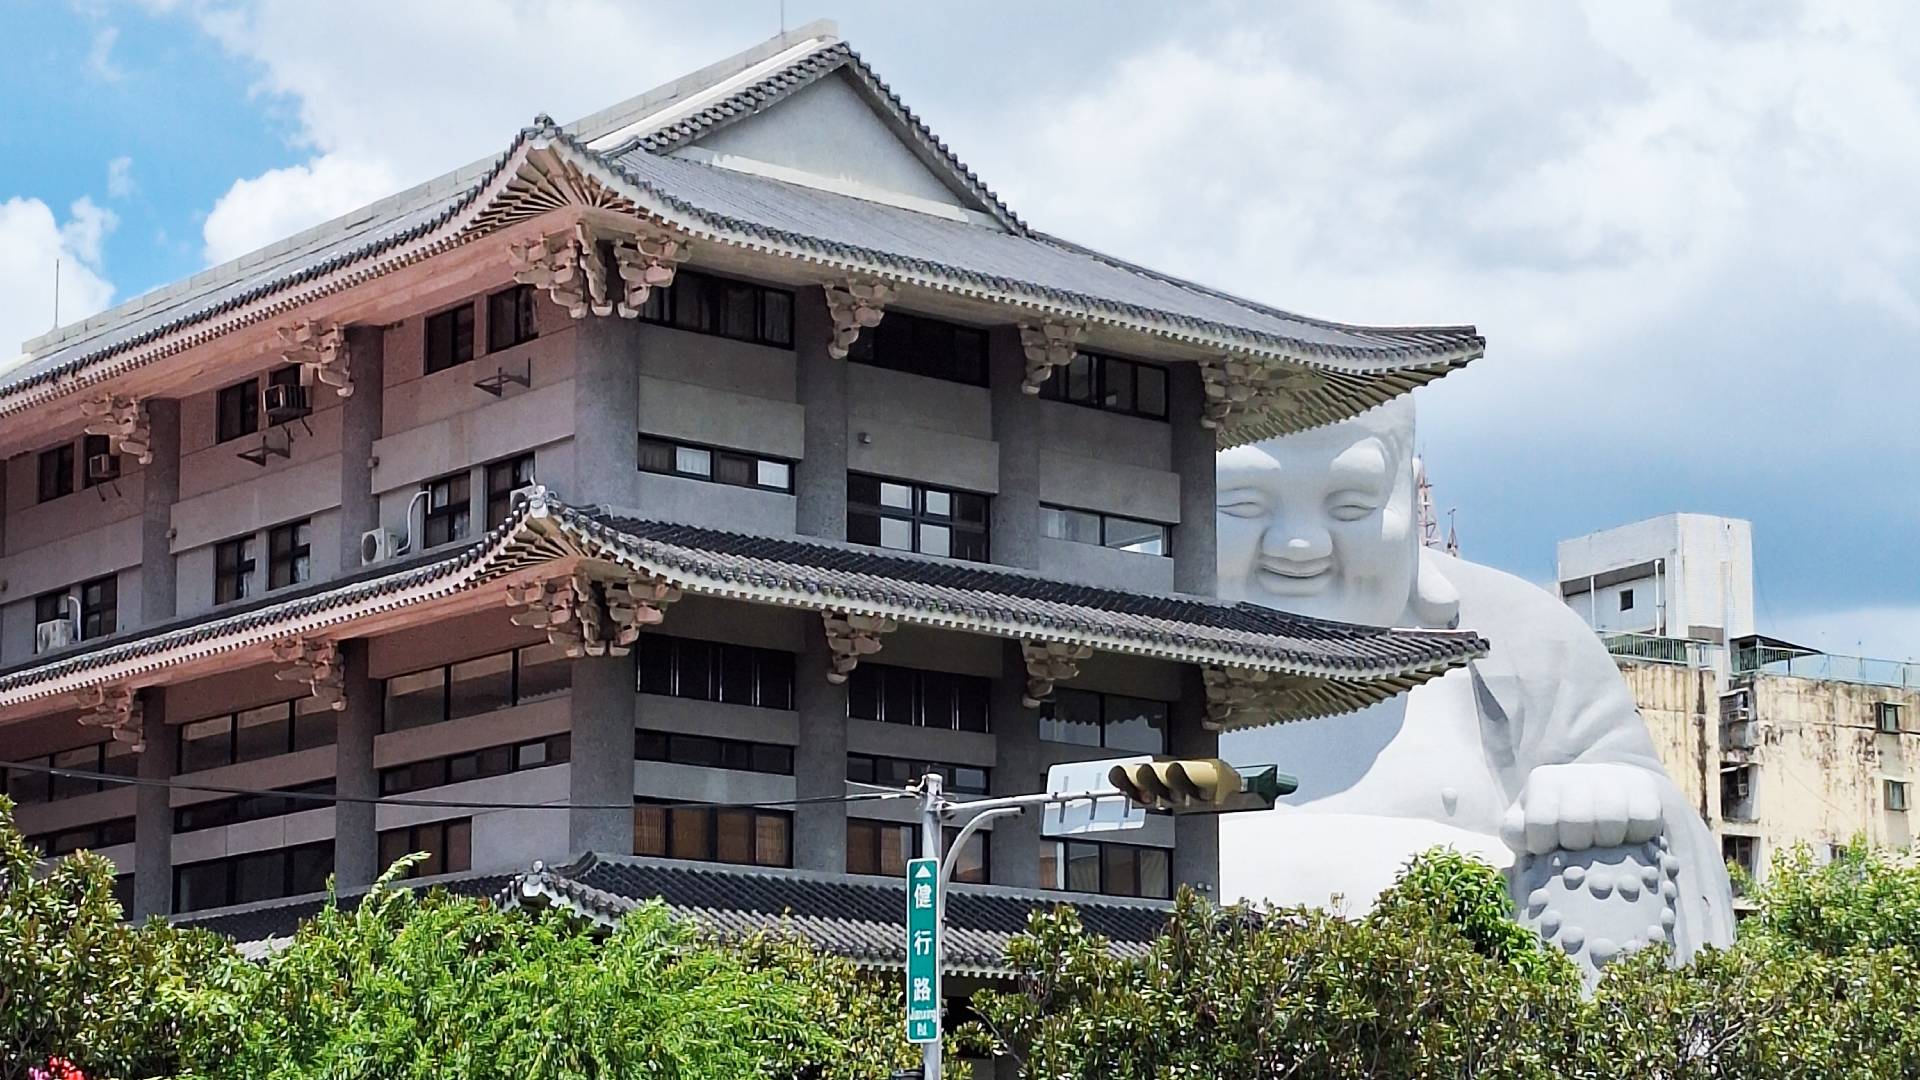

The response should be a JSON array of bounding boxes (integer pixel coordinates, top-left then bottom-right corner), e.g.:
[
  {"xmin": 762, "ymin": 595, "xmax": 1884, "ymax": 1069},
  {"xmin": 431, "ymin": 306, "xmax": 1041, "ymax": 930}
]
[{"xmin": 909, "ymin": 772, "xmax": 945, "ymax": 1080}]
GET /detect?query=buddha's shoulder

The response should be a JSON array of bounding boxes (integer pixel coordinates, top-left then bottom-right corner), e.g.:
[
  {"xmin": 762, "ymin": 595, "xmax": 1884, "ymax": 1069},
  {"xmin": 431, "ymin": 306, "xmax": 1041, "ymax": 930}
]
[{"xmin": 1424, "ymin": 550, "xmax": 1598, "ymax": 644}]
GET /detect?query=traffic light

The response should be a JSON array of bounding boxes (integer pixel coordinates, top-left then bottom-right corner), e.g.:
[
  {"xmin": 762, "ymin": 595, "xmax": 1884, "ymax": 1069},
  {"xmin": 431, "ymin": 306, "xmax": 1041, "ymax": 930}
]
[{"xmin": 1106, "ymin": 758, "xmax": 1297, "ymax": 814}]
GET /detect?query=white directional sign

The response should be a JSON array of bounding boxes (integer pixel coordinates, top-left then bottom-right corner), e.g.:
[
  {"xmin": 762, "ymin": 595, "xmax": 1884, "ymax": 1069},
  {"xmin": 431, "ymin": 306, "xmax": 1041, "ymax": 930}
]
[{"xmin": 1041, "ymin": 756, "xmax": 1150, "ymax": 837}]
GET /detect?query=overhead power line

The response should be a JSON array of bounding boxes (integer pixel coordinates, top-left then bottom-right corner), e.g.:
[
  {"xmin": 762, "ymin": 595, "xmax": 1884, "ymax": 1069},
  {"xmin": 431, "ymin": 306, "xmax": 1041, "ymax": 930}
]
[{"xmin": 0, "ymin": 760, "xmax": 912, "ymax": 815}]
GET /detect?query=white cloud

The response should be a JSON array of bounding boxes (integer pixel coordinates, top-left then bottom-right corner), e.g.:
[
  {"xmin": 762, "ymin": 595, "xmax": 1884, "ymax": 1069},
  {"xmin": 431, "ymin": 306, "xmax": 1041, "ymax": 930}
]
[
  {"xmin": 0, "ymin": 197, "xmax": 117, "ymax": 369},
  {"xmin": 88, "ymin": 24, "xmax": 123, "ymax": 81},
  {"xmin": 106, "ymin": 155, "xmax": 135, "ymax": 199},
  {"xmin": 201, "ymin": 154, "xmax": 397, "ymax": 264}
]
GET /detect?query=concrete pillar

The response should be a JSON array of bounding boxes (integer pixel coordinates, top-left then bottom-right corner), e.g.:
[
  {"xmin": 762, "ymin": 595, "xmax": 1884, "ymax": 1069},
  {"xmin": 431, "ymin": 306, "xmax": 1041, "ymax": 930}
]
[
  {"xmin": 793, "ymin": 287, "xmax": 848, "ymax": 541},
  {"xmin": 140, "ymin": 399, "xmax": 181, "ymax": 623},
  {"xmin": 988, "ymin": 328, "xmax": 1040, "ymax": 570},
  {"xmin": 570, "ymin": 317, "xmax": 642, "ymax": 510},
  {"xmin": 132, "ymin": 688, "xmax": 171, "ymax": 919},
  {"xmin": 568, "ymin": 653, "xmax": 634, "ymax": 854},
  {"xmin": 990, "ymin": 640, "xmax": 1042, "ymax": 887},
  {"xmin": 1168, "ymin": 666, "xmax": 1220, "ymax": 896},
  {"xmin": 332, "ymin": 640, "xmax": 379, "ymax": 889},
  {"xmin": 793, "ymin": 631, "xmax": 850, "ymax": 871},
  {"xmin": 1169, "ymin": 365, "xmax": 1217, "ymax": 596},
  {"xmin": 337, "ymin": 327, "xmax": 386, "ymax": 573}
]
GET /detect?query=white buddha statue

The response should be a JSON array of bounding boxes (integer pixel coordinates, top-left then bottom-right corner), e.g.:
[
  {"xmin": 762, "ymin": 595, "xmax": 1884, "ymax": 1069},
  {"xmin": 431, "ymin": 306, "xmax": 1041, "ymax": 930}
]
[{"xmin": 1215, "ymin": 397, "xmax": 1734, "ymax": 970}]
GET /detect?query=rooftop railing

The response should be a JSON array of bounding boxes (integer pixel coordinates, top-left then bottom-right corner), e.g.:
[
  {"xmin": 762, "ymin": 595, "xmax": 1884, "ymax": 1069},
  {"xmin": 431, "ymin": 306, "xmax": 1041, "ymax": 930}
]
[
  {"xmin": 1599, "ymin": 632, "xmax": 1719, "ymax": 669},
  {"xmin": 1733, "ymin": 646, "xmax": 1920, "ymax": 690}
]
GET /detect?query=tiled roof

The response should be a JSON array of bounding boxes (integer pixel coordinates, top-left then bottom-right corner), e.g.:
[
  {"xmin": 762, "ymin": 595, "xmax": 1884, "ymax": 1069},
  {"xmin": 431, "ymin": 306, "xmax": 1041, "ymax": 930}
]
[
  {"xmin": 0, "ymin": 493, "xmax": 1485, "ymax": 727},
  {"xmin": 4, "ymin": 37, "xmax": 1481, "ymax": 446},
  {"xmin": 506, "ymin": 855, "xmax": 1167, "ymax": 976},
  {"xmin": 173, "ymin": 870, "xmax": 515, "ymax": 959}
]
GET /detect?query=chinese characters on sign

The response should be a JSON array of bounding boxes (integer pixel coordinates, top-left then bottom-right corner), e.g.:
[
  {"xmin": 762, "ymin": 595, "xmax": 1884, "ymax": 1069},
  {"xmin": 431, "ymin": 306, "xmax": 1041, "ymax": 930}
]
[{"xmin": 905, "ymin": 857, "xmax": 941, "ymax": 1044}]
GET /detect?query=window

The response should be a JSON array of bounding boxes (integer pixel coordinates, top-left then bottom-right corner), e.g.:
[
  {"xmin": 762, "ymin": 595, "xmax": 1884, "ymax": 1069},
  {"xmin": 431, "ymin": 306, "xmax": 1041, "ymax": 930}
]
[
  {"xmin": 173, "ymin": 841, "xmax": 333, "ymax": 913},
  {"xmin": 28, "ymin": 817, "xmax": 135, "ymax": 857},
  {"xmin": 1878, "ymin": 702, "xmax": 1903, "ymax": 734},
  {"xmin": 33, "ymin": 590, "xmax": 68, "ymax": 652},
  {"xmin": 637, "ymin": 731, "xmax": 794, "ymax": 775},
  {"xmin": 381, "ymin": 643, "xmax": 571, "ymax": 732},
  {"xmin": 847, "ymin": 663, "xmax": 990, "ymax": 732},
  {"xmin": 425, "ymin": 303, "xmax": 476, "ymax": 373},
  {"xmin": 378, "ymin": 819, "xmax": 473, "ymax": 879},
  {"xmin": 215, "ymin": 378, "xmax": 260, "ymax": 443},
  {"xmin": 637, "ymin": 437, "xmax": 793, "ymax": 493},
  {"xmin": 1721, "ymin": 765, "xmax": 1755, "ymax": 822},
  {"xmin": 79, "ymin": 575, "xmax": 116, "ymax": 640},
  {"xmin": 1723, "ymin": 835, "xmax": 1758, "ymax": 885},
  {"xmin": 633, "ymin": 802, "xmax": 792, "ymax": 868},
  {"xmin": 845, "ymin": 821, "xmax": 989, "ymax": 884},
  {"xmin": 636, "ymin": 634, "xmax": 796, "ymax": 710},
  {"xmin": 267, "ymin": 519, "xmax": 312, "ymax": 590},
  {"xmin": 1620, "ymin": 589, "xmax": 1635, "ymax": 612},
  {"xmin": 847, "ymin": 754, "xmax": 989, "ymax": 796},
  {"xmin": 177, "ymin": 698, "xmax": 335, "ymax": 773},
  {"xmin": 175, "ymin": 780, "xmax": 335, "ymax": 833},
  {"xmin": 1887, "ymin": 779, "xmax": 1910, "ymax": 812},
  {"xmin": 485, "ymin": 454, "xmax": 537, "ymax": 530},
  {"xmin": 1039, "ymin": 352, "xmax": 1169, "ymax": 420},
  {"xmin": 422, "ymin": 470, "xmax": 471, "ymax": 547},
  {"xmin": 264, "ymin": 366, "xmax": 304, "ymax": 424},
  {"xmin": 1038, "ymin": 689, "xmax": 1170, "ymax": 754},
  {"xmin": 487, "ymin": 284, "xmax": 538, "ymax": 351},
  {"xmin": 845, "ymin": 310, "xmax": 986, "ymax": 385},
  {"xmin": 214, "ymin": 535, "xmax": 256, "ymax": 604},
  {"xmin": 37, "ymin": 443, "xmax": 74, "ymax": 502},
  {"xmin": 2, "ymin": 742, "xmax": 136, "ymax": 806},
  {"xmin": 847, "ymin": 475, "xmax": 989, "ymax": 561},
  {"xmin": 634, "ymin": 268, "xmax": 794, "ymax": 348},
  {"xmin": 81, "ymin": 434, "xmax": 118, "ymax": 488},
  {"xmin": 1039, "ymin": 505, "xmax": 1170, "ymax": 557},
  {"xmin": 1040, "ymin": 839, "xmax": 1170, "ymax": 898},
  {"xmin": 380, "ymin": 734, "xmax": 570, "ymax": 796}
]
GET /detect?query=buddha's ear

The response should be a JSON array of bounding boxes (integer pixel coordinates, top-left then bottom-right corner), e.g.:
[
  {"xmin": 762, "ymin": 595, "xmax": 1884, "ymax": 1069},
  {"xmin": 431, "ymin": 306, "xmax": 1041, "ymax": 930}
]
[{"xmin": 1408, "ymin": 546, "xmax": 1461, "ymax": 629}]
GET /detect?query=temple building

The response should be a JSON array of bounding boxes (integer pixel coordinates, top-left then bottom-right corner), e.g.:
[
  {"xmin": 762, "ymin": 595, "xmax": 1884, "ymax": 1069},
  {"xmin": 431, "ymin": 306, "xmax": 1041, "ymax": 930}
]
[{"xmin": 0, "ymin": 20, "xmax": 1483, "ymax": 962}]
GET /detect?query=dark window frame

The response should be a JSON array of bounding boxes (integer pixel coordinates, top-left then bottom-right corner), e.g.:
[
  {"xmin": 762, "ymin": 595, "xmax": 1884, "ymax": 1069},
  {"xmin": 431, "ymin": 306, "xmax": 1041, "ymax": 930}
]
[
  {"xmin": 172, "ymin": 840, "xmax": 333, "ymax": 914},
  {"xmin": 378, "ymin": 818, "xmax": 473, "ymax": 879},
  {"xmin": 3, "ymin": 741, "xmax": 135, "ymax": 806},
  {"xmin": 176, "ymin": 698, "xmax": 336, "ymax": 774},
  {"xmin": 1041, "ymin": 838, "xmax": 1171, "ymax": 899},
  {"xmin": 1039, "ymin": 352, "xmax": 1170, "ymax": 421},
  {"xmin": 215, "ymin": 378, "xmax": 261, "ymax": 443},
  {"xmin": 267, "ymin": 518, "xmax": 312, "ymax": 591},
  {"xmin": 1039, "ymin": 504, "xmax": 1171, "ymax": 557},
  {"xmin": 845, "ymin": 820, "xmax": 989, "ymax": 883},
  {"xmin": 380, "ymin": 643, "xmax": 572, "ymax": 733},
  {"xmin": 634, "ymin": 268, "xmax": 794, "ymax": 349},
  {"xmin": 1037, "ymin": 688, "xmax": 1171, "ymax": 754},
  {"xmin": 28, "ymin": 816, "xmax": 136, "ymax": 857},
  {"xmin": 78, "ymin": 574, "xmax": 116, "ymax": 640},
  {"xmin": 846, "ymin": 754, "xmax": 989, "ymax": 795},
  {"xmin": 635, "ymin": 634, "xmax": 797, "ymax": 711},
  {"xmin": 847, "ymin": 474, "xmax": 990, "ymax": 562},
  {"xmin": 845, "ymin": 309, "xmax": 987, "ymax": 386},
  {"xmin": 632, "ymin": 800, "xmax": 793, "ymax": 868},
  {"xmin": 174, "ymin": 780, "xmax": 335, "ymax": 834},
  {"xmin": 487, "ymin": 284, "xmax": 539, "ymax": 352},
  {"xmin": 422, "ymin": 470, "xmax": 472, "ymax": 548},
  {"xmin": 637, "ymin": 436, "xmax": 793, "ymax": 494},
  {"xmin": 1620, "ymin": 588, "xmax": 1635, "ymax": 612},
  {"xmin": 379, "ymin": 733, "xmax": 571, "ymax": 796},
  {"xmin": 636, "ymin": 731, "xmax": 795, "ymax": 776},
  {"xmin": 425, "ymin": 303, "xmax": 476, "ymax": 374},
  {"xmin": 1878, "ymin": 701, "xmax": 1904, "ymax": 734},
  {"xmin": 214, "ymin": 534, "xmax": 257, "ymax": 605},
  {"xmin": 37, "ymin": 443, "xmax": 75, "ymax": 502},
  {"xmin": 846, "ymin": 662, "xmax": 990, "ymax": 733},
  {"xmin": 484, "ymin": 454, "xmax": 537, "ymax": 531}
]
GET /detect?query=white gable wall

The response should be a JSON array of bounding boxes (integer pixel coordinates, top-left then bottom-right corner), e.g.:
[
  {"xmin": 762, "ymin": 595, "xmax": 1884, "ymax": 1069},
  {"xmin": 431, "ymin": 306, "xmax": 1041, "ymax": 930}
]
[{"xmin": 678, "ymin": 73, "xmax": 975, "ymax": 212}]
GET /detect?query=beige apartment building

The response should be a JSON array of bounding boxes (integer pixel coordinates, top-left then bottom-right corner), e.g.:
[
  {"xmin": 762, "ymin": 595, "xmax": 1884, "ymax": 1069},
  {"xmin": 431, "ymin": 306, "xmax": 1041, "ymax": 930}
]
[{"xmin": 0, "ymin": 17, "xmax": 1485, "ymax": 992}]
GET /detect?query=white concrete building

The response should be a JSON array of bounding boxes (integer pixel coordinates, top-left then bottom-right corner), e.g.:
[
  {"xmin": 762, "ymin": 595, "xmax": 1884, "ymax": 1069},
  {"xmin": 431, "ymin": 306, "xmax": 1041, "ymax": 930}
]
[{"xmin": 1557, "ymin": 513, "xmax": 1754, "ymax": 643}]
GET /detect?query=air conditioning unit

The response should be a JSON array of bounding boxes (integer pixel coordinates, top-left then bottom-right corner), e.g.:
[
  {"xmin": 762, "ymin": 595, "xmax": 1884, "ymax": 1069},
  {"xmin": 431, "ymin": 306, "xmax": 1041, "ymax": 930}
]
[
  {"xmin": 509, "ymin": 482, "xmax": 541, "ymax": 508},
  {"xmin": 86, "ymin": 453, "xmax": 119, "ymax": 482},
  {"xmin": 361, "ymin": 528, "xmax": 403, "ymax": 566},
  {"xmin": 35, "ymin": 618, "xmax": 75, "ymax": 652},
  {"xmin": 262, "ymin": 382, "xmax": 311, "ymax": 424}
]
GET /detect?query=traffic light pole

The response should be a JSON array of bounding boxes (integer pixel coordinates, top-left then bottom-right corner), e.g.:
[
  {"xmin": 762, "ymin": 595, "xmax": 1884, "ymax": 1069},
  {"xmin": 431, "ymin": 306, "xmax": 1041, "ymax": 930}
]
[{"xmin": 917, "ymin": 771, "xmax": 944, "ymax": 1080}]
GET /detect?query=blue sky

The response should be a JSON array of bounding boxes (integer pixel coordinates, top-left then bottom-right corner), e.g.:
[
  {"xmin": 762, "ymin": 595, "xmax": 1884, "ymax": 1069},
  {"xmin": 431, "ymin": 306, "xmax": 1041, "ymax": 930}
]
[{"xmin": 3, "ymin": 1, "xmax": 1917, "ymax": 658}]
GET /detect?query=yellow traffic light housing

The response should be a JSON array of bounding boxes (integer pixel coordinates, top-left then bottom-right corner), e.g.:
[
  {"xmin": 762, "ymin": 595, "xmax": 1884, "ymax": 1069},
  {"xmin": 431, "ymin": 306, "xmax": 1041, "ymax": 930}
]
[{"xmin": 1107, "ymin": 758, "xmax": 1296, "ymax": 814}]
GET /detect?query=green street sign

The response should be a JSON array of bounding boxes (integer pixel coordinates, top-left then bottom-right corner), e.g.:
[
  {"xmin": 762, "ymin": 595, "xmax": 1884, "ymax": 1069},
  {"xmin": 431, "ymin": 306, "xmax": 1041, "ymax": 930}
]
[{"xmin": 905, "ymin": 856, "xmax": 941, "ymax": 1044}]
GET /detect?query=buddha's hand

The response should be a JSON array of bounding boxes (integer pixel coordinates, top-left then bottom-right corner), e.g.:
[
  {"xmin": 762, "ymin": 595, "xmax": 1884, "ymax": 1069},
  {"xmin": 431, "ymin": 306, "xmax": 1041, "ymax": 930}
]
[{"xmin": 1500, "ymin": 763, "xmax": 1664, "ymax": 855}]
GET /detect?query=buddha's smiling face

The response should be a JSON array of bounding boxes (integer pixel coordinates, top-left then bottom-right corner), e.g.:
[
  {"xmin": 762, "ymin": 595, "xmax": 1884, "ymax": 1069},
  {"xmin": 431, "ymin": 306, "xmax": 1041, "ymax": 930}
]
[{"xmin": 1216, "ymin": 401, "xmax": 1419, "ymax": 627}]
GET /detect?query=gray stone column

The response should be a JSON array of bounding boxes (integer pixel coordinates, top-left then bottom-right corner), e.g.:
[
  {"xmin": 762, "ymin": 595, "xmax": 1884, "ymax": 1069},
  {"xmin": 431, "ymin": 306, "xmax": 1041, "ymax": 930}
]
[
  {"xmin": 988, "ymin": 328, "xmax": 1040, "ymax": 570},
  {"xmin": 132, "ymin": 688, "xmax": 172, "ymax": 919},
  {"xmin": 332, "ymin": 640, "xmax": 379, "ymax": 889},
  {"xmin": 1168, "ymin": 666, "xmax": 1220, "ymax": 896},
  {"xmin": 568, "ymin": 653, "xmax": 635, "ymax": 855},
  {"xmin": 571, "ymin": 317, "xmax": 642, "ymax": 510},
  {"xmin": 793, "ymin": 287, "xmax": 848, "ymax": 541},
  {"xmin": 793, "ymin": 631, "xmax": 850, "ymax": 872},
  {"xmin": 140, "ymin": 399, "xmax": 181, "ymax": 624},
  {"xmin": 990, "ymin": 640, "xmax": 1042, "ymax": 887},
  {"xmin": 1169, "ymin": 365, "xmax": 1217, "ymax": 596},
  {"xmin": 337, "ymin": 327, "xmax": 386, "ymax": 573}
]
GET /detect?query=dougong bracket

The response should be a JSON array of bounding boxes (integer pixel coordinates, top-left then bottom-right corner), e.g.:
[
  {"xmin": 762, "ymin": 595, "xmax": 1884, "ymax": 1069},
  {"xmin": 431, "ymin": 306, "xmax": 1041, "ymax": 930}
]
[
  {"xmin": 612, "ymin": 231, "xmax": 692, "ymax": 316},
  {"xmin": 79, "ymin": 394, "xmax": 153, "ymax": 464},
  {"xmin": 822, "ymin": 610, "xmax": 896, "ymax": 684},
  {"xmin": 1021, "ymin": 638, "xmax": 1093, "ymax": 707},
  {"xmin": 824, "ymin": 279, "xmax": 896, "ymax": 360},
  {"xmin": 270, "ymin": 637, "xmax": 346, "ymax": 711},
  {"xmin": 278, "ymin": 319, "xmax": 354, "ymax": 397},
  {"xmin": 1017, "ymin": 320, "xmax": 1085, "ymax": 395},
  {"xmin": 508, "ymin": 571, "xmax": 680, "ymax": 657},
  {"xmin": 510, "ymin": 221, "xmax": 612, "ymax": 319},
  {"xmin": 76, "ymin": 685, "xmax": 144, "ymax": 750},
  {"xmin": 1197, "ymin": 355, "xmax": 1328, "ymax": 434}
]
